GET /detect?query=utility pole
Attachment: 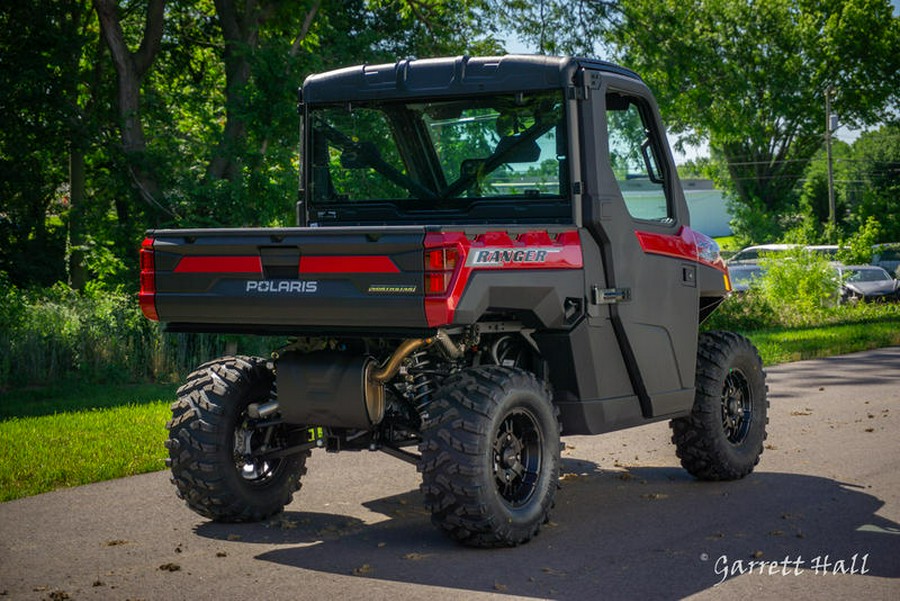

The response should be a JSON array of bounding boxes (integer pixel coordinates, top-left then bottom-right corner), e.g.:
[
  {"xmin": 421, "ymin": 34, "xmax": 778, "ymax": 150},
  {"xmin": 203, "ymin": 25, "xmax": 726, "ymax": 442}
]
[{"xmin": 825, "ymin": 86, "xmax": 836, "ymax": 226}]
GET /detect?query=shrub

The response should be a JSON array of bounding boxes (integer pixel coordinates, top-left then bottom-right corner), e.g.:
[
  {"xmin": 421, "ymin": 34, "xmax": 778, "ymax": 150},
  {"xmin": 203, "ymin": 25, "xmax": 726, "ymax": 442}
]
[
  {"xmin": 703, "ymin": 291, "xmax": 776, "ymax": 332},
  {"xmin": 755, "ymin": 247, "xmax": 838, "ymax": 326},
  {"xmin": 0, "ymin": 278, "xmax": 282, "ymax": 390},
  {"xmin": 836, "ymin": 216, "xmax": 882, "ymax": 266},
  {"xmin": 706, "ymin": 248, "xmax": 838, "ymax": 332}
]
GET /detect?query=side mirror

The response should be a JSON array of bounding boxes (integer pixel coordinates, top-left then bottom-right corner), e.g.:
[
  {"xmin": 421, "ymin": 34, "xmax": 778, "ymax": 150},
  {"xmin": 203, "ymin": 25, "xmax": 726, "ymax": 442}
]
[{"xmin": 640, "ymin": 139, "xmax": 664, "ymax": 184}]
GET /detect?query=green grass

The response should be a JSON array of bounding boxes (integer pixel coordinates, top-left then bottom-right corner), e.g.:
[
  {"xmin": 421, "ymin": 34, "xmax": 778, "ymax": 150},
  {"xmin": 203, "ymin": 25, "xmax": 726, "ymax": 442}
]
[
  {"xmin": 0, "ymin": 403, "xmax": 172, "ymax": 502},
  {"xmin": 0, "ymin": 384, "xmax": 174, "ymax": 502},
  {"xmin": 714, "ymin": 235, "xmax": 740, "ymax": 252},
  {"xmin": 747, "ymin": 320, "xmax": 900, "ymax": 366}
]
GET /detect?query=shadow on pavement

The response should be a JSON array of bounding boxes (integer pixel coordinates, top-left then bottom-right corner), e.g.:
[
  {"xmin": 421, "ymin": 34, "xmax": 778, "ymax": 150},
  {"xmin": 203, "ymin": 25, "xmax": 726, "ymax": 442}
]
[{"xmin": 195, "ymin": 457, "xmax": 900, "ymax": 598}]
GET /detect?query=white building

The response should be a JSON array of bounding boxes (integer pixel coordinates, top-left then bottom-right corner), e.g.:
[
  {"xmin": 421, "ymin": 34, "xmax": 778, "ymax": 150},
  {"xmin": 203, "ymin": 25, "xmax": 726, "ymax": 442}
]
[{"xmin": 681, "ymin": 179, "xmax": 732, "ymax": 237}]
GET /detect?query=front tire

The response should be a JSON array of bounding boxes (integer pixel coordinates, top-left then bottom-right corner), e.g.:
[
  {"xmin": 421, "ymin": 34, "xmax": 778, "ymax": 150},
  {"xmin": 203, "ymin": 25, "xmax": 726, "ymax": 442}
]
[
  {"xmin": 166, "ymin": 356, "xmax": 308, "ymax": 522},
  {"xmin": 671, "ymin": 331, "xmax": 768, "ymax": 480},
  {"xmin": 419, "ymin": 366, "xmax": 560, "ymax": 547}
]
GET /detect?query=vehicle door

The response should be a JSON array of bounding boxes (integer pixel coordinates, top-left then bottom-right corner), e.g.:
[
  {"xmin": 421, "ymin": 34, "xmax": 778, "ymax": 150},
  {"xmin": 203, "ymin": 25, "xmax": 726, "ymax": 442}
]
[{"xmin": 578, "ymin": 69, "xmax": 700, "ymax": 418}]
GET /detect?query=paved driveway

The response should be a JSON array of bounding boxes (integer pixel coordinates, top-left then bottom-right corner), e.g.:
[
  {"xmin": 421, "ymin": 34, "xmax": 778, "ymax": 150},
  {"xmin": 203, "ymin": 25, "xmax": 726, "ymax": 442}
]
[{"xmin": 2, "ymin": 348, "xmax": 899, "ymax": 600}]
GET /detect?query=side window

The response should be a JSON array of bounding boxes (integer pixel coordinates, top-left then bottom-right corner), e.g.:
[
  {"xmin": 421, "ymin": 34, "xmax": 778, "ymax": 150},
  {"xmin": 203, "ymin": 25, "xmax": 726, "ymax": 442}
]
[{"xmin": 605, "ymin": 92, "xmax": 671, "ymax": 222}]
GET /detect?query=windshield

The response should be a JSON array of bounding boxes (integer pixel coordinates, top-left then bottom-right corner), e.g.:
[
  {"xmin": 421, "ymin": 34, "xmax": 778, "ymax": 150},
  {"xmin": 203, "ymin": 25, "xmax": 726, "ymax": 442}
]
[
  {"xmin": 845, "ymin": 268, "xmax": 891, "ymax": 282},
  {"xmin": 306, "ymin": 91, "xmax": 569, "ymax": 224}
]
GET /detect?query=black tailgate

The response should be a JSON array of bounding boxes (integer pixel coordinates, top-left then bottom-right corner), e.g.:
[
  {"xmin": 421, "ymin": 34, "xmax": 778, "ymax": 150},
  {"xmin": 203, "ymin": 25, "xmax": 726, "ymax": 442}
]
[{"xmin": 147, "ymin": 226, "xmax": 428, "ymax": 332}]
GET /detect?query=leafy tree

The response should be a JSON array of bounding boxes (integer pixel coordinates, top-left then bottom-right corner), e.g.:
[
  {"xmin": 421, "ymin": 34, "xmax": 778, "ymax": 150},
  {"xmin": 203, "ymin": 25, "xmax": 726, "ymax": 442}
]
[
  {"xmin": 845, "ymin": 125, "xmax": 900, "ymax": 240},
  {"xmin": 835, "ymin": 216, "xmax": 882, "ymax": 265},
  {"xmin": 677, "ymin": 156, "xmax": 721, "ymax": 180},
  {"xmin": 170, "ymin": 0, "xmax": 504, "ymax": 228},
  {"xmin": 205, "ymin": 1, "xmax": 322, "ymax": 185},
  {"xmin": 0, "ymin": 1, "xmax": 99, "ymax": 287},
  {"xmin": 606, "ymin": 0, "xmax": 900, "ymax": 242},
  {"xmin": 798, "ymin": 140, "xmax": 854, "ymax": 229},
  {"xmin": 1, "ymin": 0, "xmax": 523, "ymax": 291},
  {"xmin": 363, "ymin": 1, "xmax": 502, "ymax": 56},
  {"xmin": 495, "ymin": 0, "xmax": 613, "ymax": 56},
  {"xmin": 792, "ymin": 124, "xmax": 899, "ymax": 243}
]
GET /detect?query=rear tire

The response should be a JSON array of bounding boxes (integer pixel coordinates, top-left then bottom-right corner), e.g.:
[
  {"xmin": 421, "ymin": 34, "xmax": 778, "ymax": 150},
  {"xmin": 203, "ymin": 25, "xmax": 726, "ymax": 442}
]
[
  {"xmin": 670, "ymin": 331, "xmax": 768, "ymax": 480},
  {"xmin": 166, "ymin": 356, "xmax": 308, "ymax": 522},
  {"xmin": 419, "ymin": 366, "xmax": 560, "ymax": 547}
]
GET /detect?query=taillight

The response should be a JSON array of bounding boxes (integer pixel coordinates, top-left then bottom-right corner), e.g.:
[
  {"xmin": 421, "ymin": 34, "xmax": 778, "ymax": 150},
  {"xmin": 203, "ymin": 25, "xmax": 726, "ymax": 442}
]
[
  {"xmin": 139, "ymin": 237, "xmax": 159, "ymax": 321},
  {"xmin": 424, "ymin": 247, "xmax": 459, "ymax": 296}
]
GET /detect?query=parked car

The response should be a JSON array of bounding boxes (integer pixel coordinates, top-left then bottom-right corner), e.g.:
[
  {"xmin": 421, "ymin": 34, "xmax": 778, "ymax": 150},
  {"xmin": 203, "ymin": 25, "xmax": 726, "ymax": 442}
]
[
  {"xmin": 871, "ymin": 243, "xmax": 900, "ymax": 278},
  {"xmin": 728, "ymin": 264, "xmax": 766, "ymax": 293},
  {"xmin": 836, "ymin": 265, "xmax": 899, "ymax": 303},
  {"xmin": 805, "ymin": 244, "xmax": 841, "ymax": 259},
  {"xmin": 728, "ymin": 244, "xmax": 798, "ymax": 265}
]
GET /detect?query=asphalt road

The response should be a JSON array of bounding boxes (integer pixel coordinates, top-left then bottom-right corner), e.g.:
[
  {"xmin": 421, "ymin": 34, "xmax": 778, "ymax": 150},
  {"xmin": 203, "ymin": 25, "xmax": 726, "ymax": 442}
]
[{"xmin": 2, "ymin": 348, "xmax": 899, "ymax": 600}]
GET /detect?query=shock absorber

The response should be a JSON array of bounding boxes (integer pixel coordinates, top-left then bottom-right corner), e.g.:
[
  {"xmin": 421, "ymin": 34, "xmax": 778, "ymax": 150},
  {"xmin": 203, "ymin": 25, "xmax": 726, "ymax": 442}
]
[{"xmin": 407, "ymin": 349, "xmax": 437, "ymax": 412}]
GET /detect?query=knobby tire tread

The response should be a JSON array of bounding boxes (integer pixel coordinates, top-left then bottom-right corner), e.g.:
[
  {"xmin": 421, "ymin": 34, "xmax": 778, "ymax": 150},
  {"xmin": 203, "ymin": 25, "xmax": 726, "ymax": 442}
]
[
  {"xmin": 670, "ymin": 331, "xmax": 768, "ymax": 481},
  {"xmin": 166, "ymin": 355, "xmax": 308, "ymax": 522},
  {"xmin": 419, "ymin": 365, "xmax": 560, "ymax": 547}
]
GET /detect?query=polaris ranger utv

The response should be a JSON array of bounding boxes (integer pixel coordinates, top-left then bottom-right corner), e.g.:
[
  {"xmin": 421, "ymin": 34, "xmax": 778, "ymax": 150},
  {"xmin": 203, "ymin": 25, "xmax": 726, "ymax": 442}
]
[{"xmin": 140, "ymin": 55, "xmax": 767, "ymax": 547}]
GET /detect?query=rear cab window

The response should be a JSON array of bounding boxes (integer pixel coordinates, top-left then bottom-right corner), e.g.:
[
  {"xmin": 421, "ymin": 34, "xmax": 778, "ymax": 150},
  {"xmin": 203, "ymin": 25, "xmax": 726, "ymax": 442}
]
[{"xmin": 306, "ymin": 91, "xmax": 571, "ymax": 225}]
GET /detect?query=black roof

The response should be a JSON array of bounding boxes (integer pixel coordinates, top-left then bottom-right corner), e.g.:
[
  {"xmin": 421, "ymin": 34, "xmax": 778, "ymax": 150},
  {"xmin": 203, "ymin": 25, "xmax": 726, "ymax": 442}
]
[{"xmin": 301, "ymin": 55, "xmax": 641, "ymax": 104}]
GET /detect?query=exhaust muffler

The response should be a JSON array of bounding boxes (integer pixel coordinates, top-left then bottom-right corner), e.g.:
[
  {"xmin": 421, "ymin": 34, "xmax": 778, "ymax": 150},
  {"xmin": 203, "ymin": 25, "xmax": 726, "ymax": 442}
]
[{"xmin": 274, "ymin": 337, "xmax": 434, "ymax": 429}]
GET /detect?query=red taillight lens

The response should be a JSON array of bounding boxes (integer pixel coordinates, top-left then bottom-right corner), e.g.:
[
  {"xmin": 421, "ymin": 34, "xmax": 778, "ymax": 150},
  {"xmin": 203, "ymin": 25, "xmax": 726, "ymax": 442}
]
[
  {"xmin": 424, "ymin": 247, "xmax": 459, "ymax": 296},
  {"xmin": 425, "ymin": 272, "xmax": 452, "ymax": 295},
  {"xmin": 139, "ymin": 237, "xmax": 159, "ymax": 321},
  {"xmin": 427, "ymin": 247, "xmax": 458, "ymax": 271}
]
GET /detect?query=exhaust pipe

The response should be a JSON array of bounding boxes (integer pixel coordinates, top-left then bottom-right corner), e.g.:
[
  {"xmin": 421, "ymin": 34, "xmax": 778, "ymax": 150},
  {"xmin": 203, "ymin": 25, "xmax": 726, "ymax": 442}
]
[
  {"xmin": 369, "ymin": 338, "xmax": 432, "ymax": 384},
  {"xmin": 364, "ymin": 337, "xmax": 433, "ymax": 425}
]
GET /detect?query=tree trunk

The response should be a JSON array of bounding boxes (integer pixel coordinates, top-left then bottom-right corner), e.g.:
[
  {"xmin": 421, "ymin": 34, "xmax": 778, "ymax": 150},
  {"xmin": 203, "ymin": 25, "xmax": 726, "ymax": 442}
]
[
  {"xmin": 93, "ymin": 0, "xmax": 169, "ymax": 219},
  {"xmin": 206, "ymin": 0, "xmax": 262, "ymax": 183}
]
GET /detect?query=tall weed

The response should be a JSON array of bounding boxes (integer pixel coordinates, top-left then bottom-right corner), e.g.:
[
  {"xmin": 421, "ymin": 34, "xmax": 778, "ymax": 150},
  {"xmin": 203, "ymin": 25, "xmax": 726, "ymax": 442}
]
[
  {"xmin": 707, "ymin": 245, "xmax": 900, "ymax": 332},
  {"xmin": 707, "ymin": 248, "xmax": 838, "ymax": 330},
  {"xmin": 0, "ymin": 276, "xmax": 282, "ymax": 390},
  {"xmin": 756, "ymin": 248, "xmax": 838, "ymax": 326}
]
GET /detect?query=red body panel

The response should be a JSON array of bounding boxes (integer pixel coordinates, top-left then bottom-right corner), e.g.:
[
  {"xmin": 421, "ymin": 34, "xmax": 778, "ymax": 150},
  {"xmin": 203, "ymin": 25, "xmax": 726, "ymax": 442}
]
[{"xmin": 424, "ymin": 230, "xmax": 583, "ymax": 327}]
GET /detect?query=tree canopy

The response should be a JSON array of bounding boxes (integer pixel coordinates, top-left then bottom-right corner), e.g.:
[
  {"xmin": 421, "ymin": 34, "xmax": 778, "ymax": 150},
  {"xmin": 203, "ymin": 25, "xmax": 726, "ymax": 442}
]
[{"xmin": 605, "ymin": 0, "xmax": 900, "ymax": 241}]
